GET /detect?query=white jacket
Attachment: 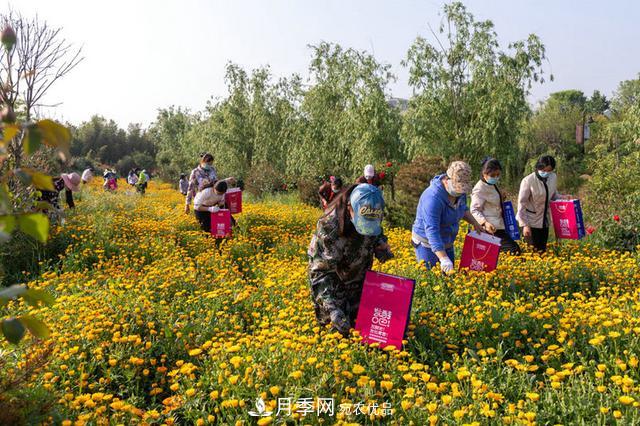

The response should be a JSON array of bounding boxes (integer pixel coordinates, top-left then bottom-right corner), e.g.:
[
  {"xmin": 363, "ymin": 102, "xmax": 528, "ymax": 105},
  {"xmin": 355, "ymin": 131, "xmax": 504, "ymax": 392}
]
[
  {"xmin": 516, "ymin": 172, "xmax": 559, "ymax": 229},
  {"xmin": 471, "ymin": 180, "xmax": 505, "ymax": 230},
  {"xmin": 194, "ymin": 188, "xmax": 225, "ymax": 210}
]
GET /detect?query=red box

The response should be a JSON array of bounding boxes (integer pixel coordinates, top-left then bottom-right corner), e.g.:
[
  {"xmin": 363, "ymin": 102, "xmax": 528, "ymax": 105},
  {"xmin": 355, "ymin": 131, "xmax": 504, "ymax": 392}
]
[
  {"xmin": 225, "ymin": 188, "xmax": 242, "ymax": 214},
  {"xmin": 459, "ymin": 231, "xmax": 501, "ymax": 272},
  {"xmin": 550, "ymin": 199, "xmax": 586, "ymax": 240},
  {"xmin": 355, "ymin": 271, "xmax": 415, "ymax": 350},
  {"xmin": 210, "ymin": 209, "xmax": 232, "ymax": 238}
]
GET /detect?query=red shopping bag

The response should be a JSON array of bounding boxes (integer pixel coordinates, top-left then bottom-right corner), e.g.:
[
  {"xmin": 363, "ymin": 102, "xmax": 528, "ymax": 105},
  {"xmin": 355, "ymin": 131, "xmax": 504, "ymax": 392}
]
[
  {"xmin": 550, "ymin": 199, "xmax": 586, "ymax": 240},
  {"xmin": 459, "ymin": 231, "xmax": 501, "ymax": 272},
  {"xmin": 210, "ymin": 209, "xmax": 232, "ymax": 238},
  {"xmin": 225, "ymin": 188, "xmax": 243, "ymax": 214},
  {"xmin": 355, "ymin": 271, "xmax": 415, "ymax": 350}
]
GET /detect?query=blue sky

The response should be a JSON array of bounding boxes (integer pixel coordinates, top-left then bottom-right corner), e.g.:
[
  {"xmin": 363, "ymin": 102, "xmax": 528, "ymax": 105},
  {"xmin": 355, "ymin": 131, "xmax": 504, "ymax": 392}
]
[{"xmin": 2, "ymin": 0, "xmax": 639, "ymax": 127}]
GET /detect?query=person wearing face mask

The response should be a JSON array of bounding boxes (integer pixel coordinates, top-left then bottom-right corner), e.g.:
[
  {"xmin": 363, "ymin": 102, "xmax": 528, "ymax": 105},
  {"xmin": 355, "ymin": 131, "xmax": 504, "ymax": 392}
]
[
  {"xmin": 318, "ymin": 176, "xmax": 344, "ymax": 210},
  {"xmin": 185, "ymin": 152, "xmax": 218, "ymax": 214},
  {"xmin": 308, "ymin": 183, "xmax": 393, "ymax": 336},
  {"xmin": 471, "ymin": 158, "xmax": 522, "ymax": 255},
  {"xmin": 356, "ymin": 164, "xmax": 382, "ymax": 187},
  {"xmin": 516, "ymin": 155, "xmax": 569, "ymax": 252},
  {"xmin": 412, "ymin": 161, "xmax": 484, "ymax": 273},
  {"xmin": 193, "ymin": 179, "xmax": 228, "ymax": 232}
]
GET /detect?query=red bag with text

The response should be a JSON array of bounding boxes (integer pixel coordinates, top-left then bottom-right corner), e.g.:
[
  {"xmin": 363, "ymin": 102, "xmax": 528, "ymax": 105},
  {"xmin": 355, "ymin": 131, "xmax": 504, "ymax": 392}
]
[
  {"xmin": 355, "ymin": 271, "xmax": 415, "ymax": 350},
  {"xmin": 459, "ymin": 231, "xmax": 501, "ymax": 272},
  {"xmin": 225, "ymin": 188, "xmax": 243, "ymax": 214},
  {"xmin": 210, "ymin": 209, "xmax": 232, "ymax": 238},
  {"xmin": 550, "ymin": 199, "xmax": 586, "ymax": 240}
]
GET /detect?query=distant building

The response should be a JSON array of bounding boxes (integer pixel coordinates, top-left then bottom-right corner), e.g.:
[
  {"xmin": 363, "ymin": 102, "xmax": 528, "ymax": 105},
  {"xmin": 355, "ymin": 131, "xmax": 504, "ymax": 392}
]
[{"xmin": 387, "ymin": 97, "xmax": 408, "ymax": 112}]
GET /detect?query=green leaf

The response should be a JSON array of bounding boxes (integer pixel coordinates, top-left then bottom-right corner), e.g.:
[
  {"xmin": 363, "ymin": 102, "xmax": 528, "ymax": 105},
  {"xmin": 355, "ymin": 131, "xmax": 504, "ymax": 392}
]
[
  {"xmin": 14, "ymin": 169, "xmax": 32, "ymax": 186},
  {"xmin": 2, "ymin": 317, "xmax": 26, "ymax": 344},
  {"xmin": 24, "ymin": 124, "xmax": 42, "ymax": 155},
  {"xmin": 17, "ymin": 213, "xmax": 49, "ymax": 243},
  {"xmin": 2, "ymin": 124, "xmax": 20, "ymax": 144},
  {"xmin": 0, "ymin": 284, "xmax": 27, "ymax": 306},
  {"xmin": 19, "ymin": 315, "xmax": 50, "ymax": 339},
  {"xmin": 0, "ymin": 215, "xmax": 16, "ymax": 234},
  {"xmin": 29, "ymin": 171, "xmax": 54, "ymax": 191},
  {"xmin": 22, "ymin": 288, "xmax": 55, "ymax": 307},
  {"xmin": 37, "ymin": 119, "xmax": 71, "ymax": 161}
]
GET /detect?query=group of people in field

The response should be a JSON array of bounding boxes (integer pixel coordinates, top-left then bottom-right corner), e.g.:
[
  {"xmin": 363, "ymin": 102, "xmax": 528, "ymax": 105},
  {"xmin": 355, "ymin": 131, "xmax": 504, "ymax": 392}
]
[
  {"xmin": 308, "ymin": 155, "xmax": 569, "ymax": 335},
  {"xmin": 181, "ymin": 152, "xmax": 240, "ymax": 232}
]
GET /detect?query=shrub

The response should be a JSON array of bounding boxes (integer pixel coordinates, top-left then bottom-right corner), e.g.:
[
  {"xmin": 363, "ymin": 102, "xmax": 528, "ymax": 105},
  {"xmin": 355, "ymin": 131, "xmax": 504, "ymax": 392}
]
[
  {"xmin": 583, "ymin": 151, "xmax": 640, "ymax": 251},
  {"xmin": 245, "ymin": 162, "xmax": 286, "ymax": 198},
  {"xmin": 386, "ymin": 155, "xmax": 445, "ymax": 229},
  {"xmin": 297, "ymin": 177, "xmax": 323, "ymax": 208}
]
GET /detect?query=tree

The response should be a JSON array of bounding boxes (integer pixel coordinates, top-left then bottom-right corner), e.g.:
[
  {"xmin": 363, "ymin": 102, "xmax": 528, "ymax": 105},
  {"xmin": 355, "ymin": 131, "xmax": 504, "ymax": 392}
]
[
  {"xmin": 290, "ymin": 42, "xmax": 403, "ymax": 180},
  {"xmin": 548, "ymin": 90, "xmax": 586, "ymax": 109},
  {"xmin": 401, "ymin": 2, "xmax": 549, "ymax": 182},
  {"xmin": 0, "ymin": 10, "xmax": 82, "ymax": 170},
  {"xmin": 611, "ymin": 73, "xmax": 640, "ymax": 114},
  {"xmin": 586, "ymin": 90, "xmax": 609, "ymax": 115},
  {"xmin": 1, "ymin": 24, "xmax": 67, "ymax": 344}
]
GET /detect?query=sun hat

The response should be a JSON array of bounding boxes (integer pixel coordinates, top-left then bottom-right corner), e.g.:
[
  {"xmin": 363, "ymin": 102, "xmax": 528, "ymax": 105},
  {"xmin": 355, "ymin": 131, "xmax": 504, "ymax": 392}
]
[
  {"xmin": 364, "ymin": 164, "xmax": 375, "ymax": 179},
  {"xmin": 446, "ymin": 161, "xmax": 473, "ymax": 194},
  {"xmin": 350, "ymin": 184, "xmax": 384, "ymax": 236},
  {"xmin": 61, "ymin": 172, "xmax": 81, "ymax": 192}
]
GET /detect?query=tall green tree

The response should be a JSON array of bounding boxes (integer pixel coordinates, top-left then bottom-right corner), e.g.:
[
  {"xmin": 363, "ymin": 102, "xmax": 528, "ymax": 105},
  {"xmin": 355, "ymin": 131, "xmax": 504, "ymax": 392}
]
[
  {"xmin": 289, "ymin": 42, "xmax": 403, "ymax": 179},
  {"xmin": 401, "ymin": 2, "xmax": 548, "ymax": 181}
]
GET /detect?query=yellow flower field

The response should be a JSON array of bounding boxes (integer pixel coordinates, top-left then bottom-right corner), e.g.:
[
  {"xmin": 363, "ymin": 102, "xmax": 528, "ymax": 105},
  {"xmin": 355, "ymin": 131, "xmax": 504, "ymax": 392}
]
[{"xmin": 2, "ymin": 181, "xmax": 640, "ymax": 425}]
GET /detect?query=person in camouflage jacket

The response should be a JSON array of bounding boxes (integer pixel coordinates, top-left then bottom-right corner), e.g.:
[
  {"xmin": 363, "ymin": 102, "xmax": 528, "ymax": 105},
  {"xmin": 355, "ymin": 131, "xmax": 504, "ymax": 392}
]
[{"xmin": 308, "ymin": 184, "xmax": 393, "ymax": 336}]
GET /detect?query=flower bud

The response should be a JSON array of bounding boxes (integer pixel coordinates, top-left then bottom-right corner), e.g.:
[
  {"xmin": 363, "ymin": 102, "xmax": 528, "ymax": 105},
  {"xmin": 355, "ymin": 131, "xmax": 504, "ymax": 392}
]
[{"xmin": 1, "ymin": 26, "xmax": 17, "ymax": 51}]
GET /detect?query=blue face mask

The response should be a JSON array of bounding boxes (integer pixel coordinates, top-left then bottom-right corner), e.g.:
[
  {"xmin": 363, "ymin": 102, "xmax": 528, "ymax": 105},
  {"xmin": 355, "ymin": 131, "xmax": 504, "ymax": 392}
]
[
  {"xmin": 538, "ymin": 170, "xmax": 550, "ymax": 178},
  {"xmin": 486, "ymin": 176, "xmax": 499, "ymax": 185},
  {"xmin": 202, "ymin": 163, "xmax": 212, "ymax": 171}
]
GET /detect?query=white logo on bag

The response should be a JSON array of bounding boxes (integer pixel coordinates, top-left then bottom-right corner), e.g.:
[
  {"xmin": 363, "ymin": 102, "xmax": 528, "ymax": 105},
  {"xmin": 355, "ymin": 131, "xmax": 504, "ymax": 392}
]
[
  {"xmin": 248, "ymin": 397, "xmax": 273, "ymax": 417},
  {"xmin": 380, "ymin": 283, "xmax": 394, "ymax": 292},
  {"xmin": 556, "ymin": 204, "xmax": 567, "ymax": 213}
]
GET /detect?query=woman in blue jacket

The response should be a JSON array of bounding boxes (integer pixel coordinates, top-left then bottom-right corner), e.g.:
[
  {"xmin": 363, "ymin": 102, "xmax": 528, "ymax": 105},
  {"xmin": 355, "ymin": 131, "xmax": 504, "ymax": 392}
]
[{"xmin": 412, "ymin": 161, "xmax": 484, "ymax": 273}]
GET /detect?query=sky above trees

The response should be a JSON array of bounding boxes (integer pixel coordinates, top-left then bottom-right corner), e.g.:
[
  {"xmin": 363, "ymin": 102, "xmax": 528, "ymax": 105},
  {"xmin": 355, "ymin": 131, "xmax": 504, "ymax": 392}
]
[{"xmin": 2, "ymin": 0, "xmax": 639, "ymax": 127}]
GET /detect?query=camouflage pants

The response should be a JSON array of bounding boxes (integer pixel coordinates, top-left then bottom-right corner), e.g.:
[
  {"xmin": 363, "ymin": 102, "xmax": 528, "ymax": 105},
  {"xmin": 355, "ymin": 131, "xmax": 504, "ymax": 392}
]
[{"xmin": 309, "ymin": 271, "xmax": 364, "ymax": 336}]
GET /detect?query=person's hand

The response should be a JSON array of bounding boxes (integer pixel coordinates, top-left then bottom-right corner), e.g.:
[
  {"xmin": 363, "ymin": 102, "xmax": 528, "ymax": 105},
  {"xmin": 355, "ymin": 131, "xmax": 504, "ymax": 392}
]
[
  {"xmin": 523, "ymin": 226, "xmax": 532, "ymax": 238},
  {"xmin": 208, "ymin": 206, "xmax": 220, "ymax": 213},
  {"xmin": 184, "ymin": 204, "xmax": 190, "ymax": 215},
  {"xmin": 483, "ymin": 222, "xmax": 497, "ymax": 234},
  {"xmin": 439, "ymin": 257, "xmax": 454, "ymax": 274},
  {"xmin": 473, "ymin": 222, "xmax": 484, "ymax": 234}
]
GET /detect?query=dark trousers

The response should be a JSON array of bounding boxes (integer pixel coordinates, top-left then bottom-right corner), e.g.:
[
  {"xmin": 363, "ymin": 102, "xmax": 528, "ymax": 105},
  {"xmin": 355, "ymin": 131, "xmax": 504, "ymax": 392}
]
[
  {"xmin": 524, "ymin": 227, "xmax": 549, "ymax": 252},
  {"xmin": 194, "ymin": 210, "xmax": 211, "ymax": 233},
  {"xmin": 494, "ymin": 229, "xmax": 522, "ymax": 255}
]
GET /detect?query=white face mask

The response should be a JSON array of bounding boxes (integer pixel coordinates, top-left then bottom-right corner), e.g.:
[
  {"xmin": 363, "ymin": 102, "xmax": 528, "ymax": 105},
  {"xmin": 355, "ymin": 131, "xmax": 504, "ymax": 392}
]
[{"xmin": 446, "ymin": 180, "xmax": 462, "ymax": 197}]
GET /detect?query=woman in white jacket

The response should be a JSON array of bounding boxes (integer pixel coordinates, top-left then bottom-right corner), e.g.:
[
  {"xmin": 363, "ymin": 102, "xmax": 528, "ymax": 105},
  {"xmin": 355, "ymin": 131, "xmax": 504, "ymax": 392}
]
[
  {"xmin": 471, "ymin": 158, "xmax": 522, "ymax": 255},
  {"xmin": 516, "ymin": 155, "xmax": 569, "ymax": 252}
]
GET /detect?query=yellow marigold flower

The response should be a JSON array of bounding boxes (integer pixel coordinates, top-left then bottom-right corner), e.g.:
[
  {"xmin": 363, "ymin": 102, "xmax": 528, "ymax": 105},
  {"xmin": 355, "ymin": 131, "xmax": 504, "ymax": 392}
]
[
  {"xmin": 352, "ymin": 364, "xmax": 365, "ymax": 375},
  {"xmin": 526, "ymin": 392, "xmax": 540, "ymax": 402},
  {"xmin": 185, "ymin": 388, "xmax": 196, "ymax": 397},
  {"xmin": 619, "ymin": 395, "xmax": 635, "ymax": 405},
  {"xmin": 188, "ymin": 348, "xmax": 202, "ymax": 356}
]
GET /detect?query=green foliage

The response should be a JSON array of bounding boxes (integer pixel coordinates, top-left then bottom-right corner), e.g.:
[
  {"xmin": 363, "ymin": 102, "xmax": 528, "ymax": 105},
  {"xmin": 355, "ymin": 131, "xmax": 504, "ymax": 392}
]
[
  {"xmin": 583, "ymin": 95, "xmax": 640, "ymax": 251},
  {"xmin": 0, "ymin": 23, "xmax": 60, "ymax": 344},
  {"xmin": 401, "ymin": 2, "xmax": 548, "ymax": 183},
  {"xmin": 611, "ymin": 72, "xmax": 640, "ymax": 114},
  {"xmin": 290, "ymin": 42, "xmax": 404, "ymax": 180},
  {"xmin": 245, "ymin": 162, "xmax": 286, "ymax": 198},
  {"xmin": 70, "ymin": 116, "xmax": 156, "ymax": 173},
  {"xmin": 385, "ymin": 155, "xmax": 445, "ymax": 229}
]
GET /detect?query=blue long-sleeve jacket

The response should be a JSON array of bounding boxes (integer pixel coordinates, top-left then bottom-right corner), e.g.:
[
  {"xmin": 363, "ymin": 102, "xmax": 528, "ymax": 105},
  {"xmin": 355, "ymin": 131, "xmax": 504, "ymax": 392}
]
[{"xmin": 412, "ymin": 174, "xmax": 468, "ymax": 252}]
